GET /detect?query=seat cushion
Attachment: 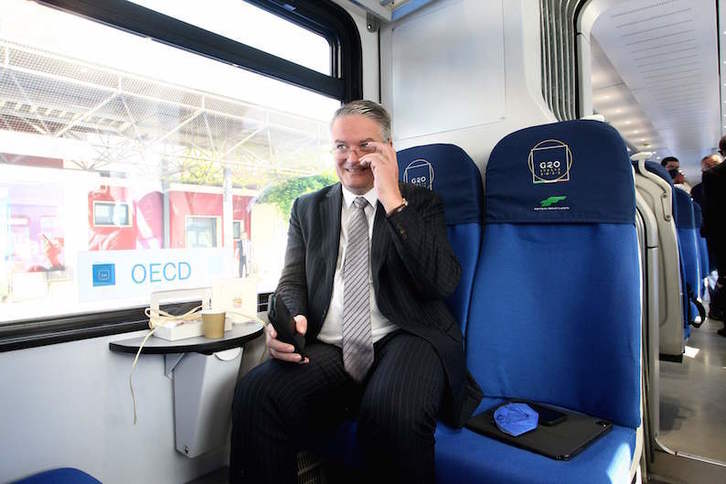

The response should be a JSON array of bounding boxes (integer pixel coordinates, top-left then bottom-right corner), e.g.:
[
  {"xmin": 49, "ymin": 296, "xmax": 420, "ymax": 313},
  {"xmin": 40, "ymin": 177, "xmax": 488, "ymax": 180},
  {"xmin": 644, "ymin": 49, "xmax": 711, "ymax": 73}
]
[
  {"xmin": 435, "ymin": 400, "xmax": 636, "ymax": 484},
  {"xmin": 316, "ymin": 397, "xmax": 636, "ymax": 483}
]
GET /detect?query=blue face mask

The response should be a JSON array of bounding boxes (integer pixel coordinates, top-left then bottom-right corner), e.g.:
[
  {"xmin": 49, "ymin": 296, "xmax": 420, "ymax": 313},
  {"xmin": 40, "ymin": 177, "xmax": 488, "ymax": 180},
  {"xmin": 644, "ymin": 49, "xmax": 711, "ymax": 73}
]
[{"xmin": 493, "ymin": 403, "xmax": 539, "ymax": 437}]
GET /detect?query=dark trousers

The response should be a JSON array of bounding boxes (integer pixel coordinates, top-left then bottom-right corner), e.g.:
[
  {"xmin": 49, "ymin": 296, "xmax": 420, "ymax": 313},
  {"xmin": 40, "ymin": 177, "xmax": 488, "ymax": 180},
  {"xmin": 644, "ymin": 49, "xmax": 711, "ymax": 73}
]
[{"xmin": 229, "ymin": 331, "xmax": 446, "ymax": 484}]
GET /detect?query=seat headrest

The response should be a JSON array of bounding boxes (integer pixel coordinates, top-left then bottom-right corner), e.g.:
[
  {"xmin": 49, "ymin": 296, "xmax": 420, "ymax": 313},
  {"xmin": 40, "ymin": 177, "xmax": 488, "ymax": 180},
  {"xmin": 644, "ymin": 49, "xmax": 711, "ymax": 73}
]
[
  {"xmin": 486, "ymin": 120, "xmax": 635, "ymax": 224},
  {"xmin": 636, "ymin": 161, "xmax": 674, "ymax": 188},
  {"xmin": 397, "ymin": 143, "xmax": 483, "ymax": 225}
]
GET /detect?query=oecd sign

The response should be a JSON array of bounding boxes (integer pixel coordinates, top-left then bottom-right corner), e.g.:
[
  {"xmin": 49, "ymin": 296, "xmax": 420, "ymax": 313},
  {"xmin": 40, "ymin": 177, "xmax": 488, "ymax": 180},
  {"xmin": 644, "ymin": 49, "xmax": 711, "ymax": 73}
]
[
  {"xmin": 78, "ymin": 248, "xmax": 227, "ymax": 302},
  {"xmin": 131, "ymin": 261, "xmax": 192, "ymax": 284}
]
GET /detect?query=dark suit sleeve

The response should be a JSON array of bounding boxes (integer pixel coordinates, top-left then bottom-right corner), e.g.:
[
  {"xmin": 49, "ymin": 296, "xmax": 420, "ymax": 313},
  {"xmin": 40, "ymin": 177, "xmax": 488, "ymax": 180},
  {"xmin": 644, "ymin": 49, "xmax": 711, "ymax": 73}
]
[
  {"xmin": 703, "ymin": 164, "xmax": 726, "ymax": 244},
  {"xmin": 385, "ymin": 189, "xmax": 461, "ymax": 300},
  {"xmin": 274, "ymin": 197, "xmax": 308, "ymax": 318}
]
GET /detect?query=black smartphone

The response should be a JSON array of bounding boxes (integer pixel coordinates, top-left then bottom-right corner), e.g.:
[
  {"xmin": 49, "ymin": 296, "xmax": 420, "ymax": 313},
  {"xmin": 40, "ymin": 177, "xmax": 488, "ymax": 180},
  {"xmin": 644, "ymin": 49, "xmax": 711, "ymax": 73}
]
[
  {"xmin": 527, "ymin": 402, "xmax": 567, "ymax": 426},
  {"xmin": 270, "ymin": 293, "xmax": 306, "ymax": 357}
]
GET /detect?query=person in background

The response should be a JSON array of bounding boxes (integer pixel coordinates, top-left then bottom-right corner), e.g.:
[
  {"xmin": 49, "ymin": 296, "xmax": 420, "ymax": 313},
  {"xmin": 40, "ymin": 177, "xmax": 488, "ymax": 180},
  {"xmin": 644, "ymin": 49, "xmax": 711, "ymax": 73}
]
[
  {"xmin": 691, "ymin": 154, "xmax": 722, "ymax": 211},
  {"xmin": 661, "ymin": 156, "xmax": 680, "ymax": 172},
  {"xmin": 662, "ymin": 155, "xmax": 691, "ymax": 192},
  {"xmin": 670, "ymin": 169, "xmax": 687, "ymax": 188},
  {"xmin": 239, "ymin": 230, "xmax": 250, "ymax": 277},
  {"xmin": 704, "ymin": 139, "xmax": 726, "ymax": 331}
]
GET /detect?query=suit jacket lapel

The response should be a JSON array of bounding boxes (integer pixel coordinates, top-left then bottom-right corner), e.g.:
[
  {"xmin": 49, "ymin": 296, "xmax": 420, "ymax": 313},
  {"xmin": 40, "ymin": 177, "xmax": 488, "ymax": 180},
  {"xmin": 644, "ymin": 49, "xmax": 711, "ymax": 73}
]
[{"xmin": 321, "ymin": 183, "xmax": 342, "ymax": 276}]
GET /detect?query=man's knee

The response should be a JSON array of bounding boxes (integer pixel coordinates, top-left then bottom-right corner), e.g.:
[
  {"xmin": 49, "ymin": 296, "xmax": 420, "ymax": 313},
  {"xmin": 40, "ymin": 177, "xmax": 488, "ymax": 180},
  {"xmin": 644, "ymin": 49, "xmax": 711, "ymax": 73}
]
[{"xmin": 357, "ymin": 389, "xmax": 438, "ymax": 443}]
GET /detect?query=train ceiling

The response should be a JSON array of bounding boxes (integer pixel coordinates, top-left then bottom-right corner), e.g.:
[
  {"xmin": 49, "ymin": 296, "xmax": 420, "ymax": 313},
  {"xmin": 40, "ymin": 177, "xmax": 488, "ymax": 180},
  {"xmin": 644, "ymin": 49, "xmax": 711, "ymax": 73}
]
[{"xmin": 590, "ymin": 0, "xmax": 721, "ymax": 182}]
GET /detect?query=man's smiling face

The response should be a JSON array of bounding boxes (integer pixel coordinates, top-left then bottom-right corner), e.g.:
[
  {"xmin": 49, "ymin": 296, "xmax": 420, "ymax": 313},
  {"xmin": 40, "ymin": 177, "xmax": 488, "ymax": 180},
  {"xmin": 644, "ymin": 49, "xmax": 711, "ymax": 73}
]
[{"xmin": 331, "ymin": 114, "xmax": 384, "ymax": 195}]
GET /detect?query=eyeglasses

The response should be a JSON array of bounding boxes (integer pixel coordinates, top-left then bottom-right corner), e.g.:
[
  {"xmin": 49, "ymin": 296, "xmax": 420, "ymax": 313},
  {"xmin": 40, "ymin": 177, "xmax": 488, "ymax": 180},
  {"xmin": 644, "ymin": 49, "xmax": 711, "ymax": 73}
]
[{"xmin": 331, "ymin": 141, "xmax": 377, "ymax": 158}]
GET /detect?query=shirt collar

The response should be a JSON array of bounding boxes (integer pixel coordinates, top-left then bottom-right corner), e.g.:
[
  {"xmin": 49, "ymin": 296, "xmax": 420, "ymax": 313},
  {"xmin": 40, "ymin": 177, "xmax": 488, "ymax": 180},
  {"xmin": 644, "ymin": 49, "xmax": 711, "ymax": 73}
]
[{"xmin": 341, "ymin": 185, "xmax": 378, "ymax": 209}]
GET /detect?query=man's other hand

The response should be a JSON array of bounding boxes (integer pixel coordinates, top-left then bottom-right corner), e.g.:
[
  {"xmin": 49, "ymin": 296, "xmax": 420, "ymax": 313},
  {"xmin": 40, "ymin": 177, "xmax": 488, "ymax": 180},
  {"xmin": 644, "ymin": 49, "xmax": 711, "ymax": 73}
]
[{"xmin": 266, "ymin": 314, "xmax": 309, "ymax": 364}]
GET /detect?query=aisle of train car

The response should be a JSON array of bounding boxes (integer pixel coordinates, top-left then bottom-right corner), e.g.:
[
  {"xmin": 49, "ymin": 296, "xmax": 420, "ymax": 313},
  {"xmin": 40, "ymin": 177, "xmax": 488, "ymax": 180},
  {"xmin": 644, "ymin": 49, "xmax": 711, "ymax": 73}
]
[{"xmin": 658, "ymin": 317, "xmax": 726, "ymax": 464}]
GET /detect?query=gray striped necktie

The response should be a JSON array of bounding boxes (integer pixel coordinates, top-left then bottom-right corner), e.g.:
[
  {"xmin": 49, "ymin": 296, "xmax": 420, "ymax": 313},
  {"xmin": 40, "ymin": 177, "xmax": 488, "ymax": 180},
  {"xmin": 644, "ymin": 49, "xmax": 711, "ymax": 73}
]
[{"xmin": 342, "ymin": 196, "xmax": 374, "ymax": 382}]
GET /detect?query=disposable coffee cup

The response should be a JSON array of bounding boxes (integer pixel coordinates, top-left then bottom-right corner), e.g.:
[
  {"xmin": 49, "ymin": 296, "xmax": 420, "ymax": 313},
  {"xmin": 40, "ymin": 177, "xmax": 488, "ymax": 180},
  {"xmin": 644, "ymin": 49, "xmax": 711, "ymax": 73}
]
[{"xmin": 202, "ymin": 310, "xmax": 225, "ymax": 339}]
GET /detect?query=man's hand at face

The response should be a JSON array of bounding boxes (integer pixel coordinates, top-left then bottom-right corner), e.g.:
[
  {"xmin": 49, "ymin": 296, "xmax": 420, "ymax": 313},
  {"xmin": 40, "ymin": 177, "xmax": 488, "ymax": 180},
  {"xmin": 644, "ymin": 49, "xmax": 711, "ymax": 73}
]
[
  {"xmin": 359, "ymin": 141, "xmax": 403, "ymax": 212},
  {"xmin": 266, "ymin": 315, "xmax": 309, "ymax": 364}
]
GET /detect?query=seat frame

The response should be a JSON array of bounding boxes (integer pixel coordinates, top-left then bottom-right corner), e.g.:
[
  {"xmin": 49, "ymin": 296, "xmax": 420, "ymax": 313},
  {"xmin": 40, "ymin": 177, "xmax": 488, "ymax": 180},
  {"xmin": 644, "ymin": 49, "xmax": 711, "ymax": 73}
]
[{"xmin": 633, "ymin": 160, "xmax": 684, "ymax": 358}]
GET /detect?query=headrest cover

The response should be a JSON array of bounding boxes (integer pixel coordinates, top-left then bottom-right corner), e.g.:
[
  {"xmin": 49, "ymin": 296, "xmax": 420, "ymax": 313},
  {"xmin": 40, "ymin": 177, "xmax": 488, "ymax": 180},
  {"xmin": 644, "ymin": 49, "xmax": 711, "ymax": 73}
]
[
  {"xmin": 486, "ymin": 120, "xmax": 635, "ymax": 224},
  {"xmin": 673, "ymin": 188, "xmax": 696, "ymax": 229},
  {"xmin": 636, "ymin": 160, "xmax": 680, "ymax": 223},
  {"xmin": 638, "ymin": 161, "xmax": 674, "ymax": 188},
  {"xmin": 398, "ymin": 143, "xmax": 483, "ymax": 225}
]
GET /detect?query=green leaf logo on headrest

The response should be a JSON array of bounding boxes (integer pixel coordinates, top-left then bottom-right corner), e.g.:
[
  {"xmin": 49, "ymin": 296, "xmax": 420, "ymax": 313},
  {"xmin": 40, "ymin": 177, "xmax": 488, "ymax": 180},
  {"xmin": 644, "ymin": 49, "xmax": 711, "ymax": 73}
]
[{"xmin": 539, "ymin": 195, "xmax": 567, "ymax": 208}]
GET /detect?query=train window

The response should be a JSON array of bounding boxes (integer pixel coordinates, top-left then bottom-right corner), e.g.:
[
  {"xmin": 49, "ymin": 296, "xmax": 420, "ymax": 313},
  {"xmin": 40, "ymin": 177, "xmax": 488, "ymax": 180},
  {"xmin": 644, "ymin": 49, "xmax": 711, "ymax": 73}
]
[
  {"xmin": 0, "ymin": 0, "xmax": 357, "ymax": 329},
  {"xmin": 186, "ymin": 216, "xmax": 219, "ymax": 249},
  {"xmin": 93, "ymin": 202, "xmax": 131, "ymax": 227},
  {"xmin": 127, "ymin": 0, "xmax": 331, "ymax": 75}
]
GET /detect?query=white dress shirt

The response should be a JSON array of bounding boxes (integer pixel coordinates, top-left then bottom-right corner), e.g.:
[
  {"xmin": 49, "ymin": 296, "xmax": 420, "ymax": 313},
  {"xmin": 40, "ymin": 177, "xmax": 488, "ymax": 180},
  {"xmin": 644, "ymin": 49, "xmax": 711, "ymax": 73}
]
[{"xmin": 317, "ymin": 186, "xmax": 398, "ymax": 346}]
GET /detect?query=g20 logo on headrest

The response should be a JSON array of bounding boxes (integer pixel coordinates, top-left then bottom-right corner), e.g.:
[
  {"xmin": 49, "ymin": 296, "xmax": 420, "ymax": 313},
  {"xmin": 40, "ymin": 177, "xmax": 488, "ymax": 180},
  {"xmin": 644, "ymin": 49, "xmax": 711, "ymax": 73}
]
[
  {"xmin": 403, "ymin": 159, "xmax": 434, "ymax": 190},
  {"xmin": 527, "ymin": 139, "xmax": 573, "ymax": 184}
]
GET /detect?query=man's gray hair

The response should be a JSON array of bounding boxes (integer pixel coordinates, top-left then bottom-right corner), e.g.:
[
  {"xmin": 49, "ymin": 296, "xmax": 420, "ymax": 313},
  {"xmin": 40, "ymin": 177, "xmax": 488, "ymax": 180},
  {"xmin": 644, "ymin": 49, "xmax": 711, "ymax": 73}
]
[{"xmin": 332, "ymin": 100, "xmax": 392, "ymax": 141}]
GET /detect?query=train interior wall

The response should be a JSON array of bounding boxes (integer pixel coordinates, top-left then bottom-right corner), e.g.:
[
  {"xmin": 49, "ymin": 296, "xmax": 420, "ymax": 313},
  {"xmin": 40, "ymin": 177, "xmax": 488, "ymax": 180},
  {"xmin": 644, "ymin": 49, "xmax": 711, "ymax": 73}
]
[{"xmin": 380, "ymin": 0, "xmax": 555, "ymax": 170}]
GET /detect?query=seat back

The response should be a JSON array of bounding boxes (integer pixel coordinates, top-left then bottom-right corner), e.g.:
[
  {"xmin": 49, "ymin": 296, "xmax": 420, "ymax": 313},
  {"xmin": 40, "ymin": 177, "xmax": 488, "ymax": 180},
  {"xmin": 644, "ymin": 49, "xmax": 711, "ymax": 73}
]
[
  {"xmin": 633, "ymin": 161, "xmax": 685, "ymax": 357},
  {"xmin": 693, "ymin": 201, "xmax": 710, "ymax": 292},
  {"xmin": 397, "ymin": 144, "xmax": 483, "ymax": 334},
  {"xmin": 467, "ymin": 120, "xmax": 641, "ymax": 428},
  {"xmin": 673, "ymin": 187, "xmax": 700, "ymax": 334},
  {"xmin": 15, "ymin": 468, "xmax": 101, "ymax": 484}
]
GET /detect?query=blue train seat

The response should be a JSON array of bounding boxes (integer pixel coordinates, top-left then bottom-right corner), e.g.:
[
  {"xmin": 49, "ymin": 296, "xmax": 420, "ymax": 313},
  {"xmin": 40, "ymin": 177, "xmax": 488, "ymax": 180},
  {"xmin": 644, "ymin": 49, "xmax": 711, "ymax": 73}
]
[
  {"xmin": 13, "ymin": 468, "xmax": 101, "ymax": 484},
  {"xmin": 673, "ymin": 187, "xmax": 705, "ymax": 328},
  {"xmin": 397, "ymin": 143, "xmax": 484, "ymax": 334},
  {"xmin": 314, "ymin": 143, "xmax": 483, "ymax": 469},
  {"xmin": 692, "ymin": 201, "xmax": 710, "ymax": 294},
  {"xmin": 435, "ymin": 120, "xmax": 641, "ymax": 484}
]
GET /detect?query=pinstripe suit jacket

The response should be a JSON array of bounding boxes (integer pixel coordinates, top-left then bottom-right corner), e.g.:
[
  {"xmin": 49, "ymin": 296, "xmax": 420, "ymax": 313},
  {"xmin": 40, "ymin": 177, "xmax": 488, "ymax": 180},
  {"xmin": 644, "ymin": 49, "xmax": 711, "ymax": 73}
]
[{"xmin": 273, "ymin": 181, "xmax": 482, "ymax": 427}]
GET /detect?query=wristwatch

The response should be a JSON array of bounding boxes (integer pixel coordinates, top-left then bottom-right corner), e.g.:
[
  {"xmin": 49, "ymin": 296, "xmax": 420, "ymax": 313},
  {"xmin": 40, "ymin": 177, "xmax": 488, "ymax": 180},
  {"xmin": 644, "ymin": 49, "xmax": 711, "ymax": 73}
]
[{"xmin": 386, "ymin": 197, "xmax": 408, "ymax": 217}]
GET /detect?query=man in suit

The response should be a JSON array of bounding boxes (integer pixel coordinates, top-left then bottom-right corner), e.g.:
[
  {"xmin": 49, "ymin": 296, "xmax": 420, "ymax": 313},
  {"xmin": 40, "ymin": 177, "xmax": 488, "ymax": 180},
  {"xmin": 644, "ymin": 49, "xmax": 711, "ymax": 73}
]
[
  {"xmin": 230, "ymin": 100, "xmax": 481, "ymax": 483},
  {"xmin": 707, "ymin": 140, "xmax": 726, "ymax": 329},
  {"xmin": 692, "ymin": 155, "xmax": 721, "ymax": 278},
  {"xmin": 691, "ymin": 154, "xmax": 721, "ymax": 212}
]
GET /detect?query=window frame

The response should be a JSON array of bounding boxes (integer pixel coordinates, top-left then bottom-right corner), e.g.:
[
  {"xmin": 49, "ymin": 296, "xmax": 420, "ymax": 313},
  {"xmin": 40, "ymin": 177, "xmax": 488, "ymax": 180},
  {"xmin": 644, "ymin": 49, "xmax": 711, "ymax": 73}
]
[
  {"xmin": 37, "ymin": 0, "xmax": 363, "ymax": 102},
  {"xmin": 2, "ymin": 0, "xmax": 362, "ymax": 351}
]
